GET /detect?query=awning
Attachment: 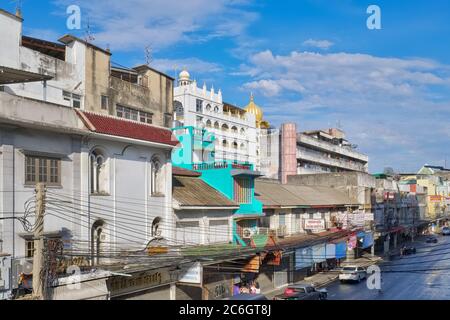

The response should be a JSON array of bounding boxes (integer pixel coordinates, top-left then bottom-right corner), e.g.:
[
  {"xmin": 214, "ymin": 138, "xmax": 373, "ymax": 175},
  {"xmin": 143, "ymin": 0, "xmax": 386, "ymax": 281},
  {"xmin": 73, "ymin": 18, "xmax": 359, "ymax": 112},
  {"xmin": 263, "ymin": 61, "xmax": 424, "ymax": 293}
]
[
  {"xmin": 312, "ymin": 244, "xmax": 326, "ymax": 263},
  {"xmin": 231, "ymin": 169, "xmax": 263, "ymax": 177},
  {"xmin": 295, "ymin": 246, "xmax": 313, "ymax": 270},
  {"xmin": 325, "ymin": 243, "xmax": 336, "ymax": 259},
  {"xmin": 335, "ymin": 242, "xmax": 347, "ymax": 259},
  {"xmin": 362, "ymin": 232, "xmax": 374, "ymax": 249},
  {"xmin": 0, "ymin": 66, "xmax": 53, "ymax": 84}
]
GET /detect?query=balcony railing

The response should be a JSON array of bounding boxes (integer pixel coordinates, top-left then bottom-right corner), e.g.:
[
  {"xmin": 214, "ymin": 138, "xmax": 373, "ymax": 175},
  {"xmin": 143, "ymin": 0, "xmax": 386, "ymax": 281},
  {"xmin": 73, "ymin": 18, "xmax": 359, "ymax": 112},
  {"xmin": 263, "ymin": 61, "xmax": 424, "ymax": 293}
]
[{"xmin": 192, "ymin": 161, "xmax": 252, "ymax": 171}]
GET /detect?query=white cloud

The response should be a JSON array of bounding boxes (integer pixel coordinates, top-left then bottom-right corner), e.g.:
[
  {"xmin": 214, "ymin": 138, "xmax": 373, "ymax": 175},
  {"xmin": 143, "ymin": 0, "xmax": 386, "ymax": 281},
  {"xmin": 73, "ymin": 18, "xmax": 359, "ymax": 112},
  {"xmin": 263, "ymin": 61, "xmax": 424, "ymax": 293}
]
[
  {"xmin": 54, "ymin": 0, "xmax": 257, "ymax": 51},
  {"xmin": 238, "ymin": 50, "xmax": 450, "ymax": 172},
  {"xmin": 303, "ymin": 39, "xmax": 334, "ymax": 50},
  {"xmin": 152, "ymin": 57, "xmax": 223, "ymax": 75}
]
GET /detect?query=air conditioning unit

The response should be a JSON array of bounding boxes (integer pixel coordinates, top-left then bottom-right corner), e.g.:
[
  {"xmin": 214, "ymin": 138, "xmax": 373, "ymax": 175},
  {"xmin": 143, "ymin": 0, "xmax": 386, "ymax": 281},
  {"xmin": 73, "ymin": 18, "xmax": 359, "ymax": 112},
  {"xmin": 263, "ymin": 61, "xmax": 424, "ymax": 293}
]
[{"xmin": 242, "ymin": 228, "xmax": 254, "ymax": 239}]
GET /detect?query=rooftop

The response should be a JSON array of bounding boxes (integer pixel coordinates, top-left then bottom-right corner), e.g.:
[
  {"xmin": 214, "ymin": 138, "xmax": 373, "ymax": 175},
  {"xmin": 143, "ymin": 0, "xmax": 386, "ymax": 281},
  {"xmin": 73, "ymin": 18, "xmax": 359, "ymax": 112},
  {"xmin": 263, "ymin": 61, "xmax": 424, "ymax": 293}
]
[{"xmin": 76, "ymin": 111, "xmax": 179, "ymax": 147}]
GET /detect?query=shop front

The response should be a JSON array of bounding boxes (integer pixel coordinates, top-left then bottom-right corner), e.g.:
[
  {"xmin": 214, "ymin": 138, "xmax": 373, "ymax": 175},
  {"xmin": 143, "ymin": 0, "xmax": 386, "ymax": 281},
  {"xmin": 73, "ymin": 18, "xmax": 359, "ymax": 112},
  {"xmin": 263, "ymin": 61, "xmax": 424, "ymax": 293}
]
[{"xmin": 107, "ymin": 267, "xmax": 178, "ymax": 300}]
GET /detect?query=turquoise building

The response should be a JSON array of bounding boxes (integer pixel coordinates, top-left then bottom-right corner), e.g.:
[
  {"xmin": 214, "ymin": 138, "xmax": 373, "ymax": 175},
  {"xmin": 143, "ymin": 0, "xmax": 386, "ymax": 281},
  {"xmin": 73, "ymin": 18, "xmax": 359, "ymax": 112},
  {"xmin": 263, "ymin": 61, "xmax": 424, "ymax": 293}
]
[{"xmin": 172, "ymin": 126, "xmax": 264, "ymax": 246}]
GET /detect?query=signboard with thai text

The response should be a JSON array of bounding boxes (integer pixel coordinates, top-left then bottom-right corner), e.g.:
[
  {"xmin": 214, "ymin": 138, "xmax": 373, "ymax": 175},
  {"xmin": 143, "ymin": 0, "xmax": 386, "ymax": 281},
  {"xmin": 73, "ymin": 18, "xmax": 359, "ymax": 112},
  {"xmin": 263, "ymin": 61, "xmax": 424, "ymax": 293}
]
[
  {"xmin": 178, "ymin": 262, "xmax": 203, "ymax": 285},
  {"xmin": 304, "ymin": 219, "xmax": 325, "ymax": 232}
]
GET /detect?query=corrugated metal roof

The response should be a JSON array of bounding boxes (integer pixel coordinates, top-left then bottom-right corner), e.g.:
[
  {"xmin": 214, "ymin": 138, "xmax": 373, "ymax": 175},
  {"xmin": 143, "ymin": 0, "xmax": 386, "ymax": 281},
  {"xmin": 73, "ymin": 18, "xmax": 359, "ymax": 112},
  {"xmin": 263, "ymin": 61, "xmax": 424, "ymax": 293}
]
[
  {"xmin": 255, "ymin": 180, "xmax": 357, "ymax": 208},
  {"xmin": 173, "ymin": 175, "xmax": 238, "ymax": 208}
]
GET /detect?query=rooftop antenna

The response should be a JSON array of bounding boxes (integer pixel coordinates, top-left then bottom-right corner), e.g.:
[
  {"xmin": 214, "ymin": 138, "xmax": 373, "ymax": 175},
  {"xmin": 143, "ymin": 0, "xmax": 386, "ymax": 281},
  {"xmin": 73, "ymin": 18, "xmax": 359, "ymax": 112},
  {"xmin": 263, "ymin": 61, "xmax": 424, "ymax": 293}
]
[
  {"xmin": 13, "ymin": 0, "xmax": 23, "ymax": 18},
  {"xmin": 145, "ymin": 45, "xmax": 153, "ymax": 66},
  {"xmin": 84, "ymin": 17, "xmax": 95, "ymax": 43}
]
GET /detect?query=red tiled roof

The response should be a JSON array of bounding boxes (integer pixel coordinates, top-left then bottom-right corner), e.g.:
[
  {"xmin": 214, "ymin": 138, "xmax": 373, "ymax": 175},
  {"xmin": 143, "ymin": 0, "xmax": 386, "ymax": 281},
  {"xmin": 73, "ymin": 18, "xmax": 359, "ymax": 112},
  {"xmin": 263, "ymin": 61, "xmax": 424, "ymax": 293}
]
[
  {"xmin": 76, "ymin": 110, "xmax": 179, "ymax": 147},
  {"xmin": 172, "ymin": 166, "xmax": 201, "ymax": 177}
]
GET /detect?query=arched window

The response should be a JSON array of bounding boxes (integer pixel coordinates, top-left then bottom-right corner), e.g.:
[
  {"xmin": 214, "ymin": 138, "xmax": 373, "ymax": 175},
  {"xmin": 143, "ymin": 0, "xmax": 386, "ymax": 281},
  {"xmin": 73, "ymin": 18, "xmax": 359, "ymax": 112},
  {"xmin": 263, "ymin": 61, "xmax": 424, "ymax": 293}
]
[
  {"xmin": 221, "ymin": 124, "xmax": 229, "ymax": 132},
  {"xmin": 206, "ymin": 120, "xmax": 212, "ymax": 128},
  {"xmin": 214, "ymin": 121, "xmax": 220, "ymax": 129},
  {"xmin": 91, "ymin": 220, "xmax": 105, "ymax": 265},
  {"xmin": 174, "ymin": 101, "xmax": 184, "ymax": 120},
  {"xmin": 206, "ymin": 104, "xmax": 212, "ymax": 112},
  {"xmin": 222, "ymin": 140, "xmax": 229, "ymax": 148},
  {"xmin": 240, "ymin": 143, "xmax": 246, "ymax": 150},
  {"xmin": 90, "ymin": 149, "xmax": 109, "ymax": 194},
  {"xmin": 214, "ymin": 106, "xmax": 219, "ymax": 113},
  {"xmin": 231, "ymin": 126, "xmax": 238, "ymax": 134},
  {"xmin": 232, "ymin": 141, "xmax": 238, "ymax": 149},
  {"xmin": 151, "ymin": 217, "xmax": 162, "ymax": 237},
  {"xmin": 240, "ymin": 128, "xmax": 245, "ymax": 135},
  {"xmin": 151, "ymin": 157, "xmax": 164, "ymax": 196}
]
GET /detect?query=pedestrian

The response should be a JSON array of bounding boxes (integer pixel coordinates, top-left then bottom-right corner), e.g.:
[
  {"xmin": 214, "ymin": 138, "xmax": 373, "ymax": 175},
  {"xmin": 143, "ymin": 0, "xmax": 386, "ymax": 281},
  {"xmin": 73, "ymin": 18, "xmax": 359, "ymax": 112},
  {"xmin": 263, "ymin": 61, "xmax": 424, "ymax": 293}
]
[{"xmin": 255, "ymin": 281, "xmax": 261, "ymax": 294}]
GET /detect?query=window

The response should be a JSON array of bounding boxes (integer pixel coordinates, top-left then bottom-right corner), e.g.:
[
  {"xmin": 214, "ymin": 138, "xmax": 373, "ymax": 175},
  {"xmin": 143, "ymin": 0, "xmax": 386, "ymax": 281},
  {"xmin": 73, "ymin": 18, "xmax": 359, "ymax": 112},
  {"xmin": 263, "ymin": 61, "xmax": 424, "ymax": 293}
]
[
  {"xmin": 206, "ymin": 120, "xmax": 212, "ymax": 128},
  {"xmin": 25, "ymin": 240, "xmax": 35, "ymax": 258},
  {"xmin": 164, "ymin": 113, "xmax": 172, "ymax": 128},
  {"xmin": 214, "ymin": 122, "xmax": 220, "ymax": 129},
  {"xmin": 221, "ymin": 124, "xmax": 229, "ymax": 132},
  {"xmin": 232, "ymin": 142, "xmax": 238, "ymax": 149},
  {"xmin": 91, "ymin": 220, "xmax": 105, "ymax": 265},
  {"xmin": 214, "ymin": 106, "xmax": 219, "ymax": 113},
  {"xmin": 63, "ymin": 91, "xmax": 81, "ymax": 108},
  {"xmin": 117, "ymin": 105, "xmax": 153, "ymax": 124},
  {"xmin": 231, "ymin": 126, "xmax": 238, "ymax": 133},
  {"xmin": 196, "ymin": 99, "xmax": 203, "ymax": 113},
  {"xmin": 234, "ymin": 177, "xmax": 252, "ymax": 204},
  {"xmin": 279, "ymin": 213, "xmax": 286, "ymax": 226},
  {"xmin": 151, "ymin": 158, "xmax": 164, "ymax": 196},
  {"xmin": 90, "ymin": 149, "xmax": 109, "ymax": 194},
  {"xmin": 25, "ymin": 156, "xmax": 61, "ymax": 186},
  {"xmin": 101, "ymin": 95, "xmax": 109, "ymax": 110},
  {"xmin": 206, "ymin": 104, "xmax": 212, "ymax": 111}
]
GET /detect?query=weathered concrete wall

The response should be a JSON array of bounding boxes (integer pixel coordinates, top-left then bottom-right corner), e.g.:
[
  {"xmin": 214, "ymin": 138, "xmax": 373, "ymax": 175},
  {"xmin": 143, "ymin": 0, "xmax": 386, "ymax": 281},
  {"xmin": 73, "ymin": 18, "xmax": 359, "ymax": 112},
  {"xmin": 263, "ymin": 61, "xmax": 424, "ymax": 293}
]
[
  {"xmin": 280, "ymin": 123, "xmax": 297, "ymax": 184},
  {"xmin": 84, "ymin": 46, "xmax": 110, "ymax": 114}
]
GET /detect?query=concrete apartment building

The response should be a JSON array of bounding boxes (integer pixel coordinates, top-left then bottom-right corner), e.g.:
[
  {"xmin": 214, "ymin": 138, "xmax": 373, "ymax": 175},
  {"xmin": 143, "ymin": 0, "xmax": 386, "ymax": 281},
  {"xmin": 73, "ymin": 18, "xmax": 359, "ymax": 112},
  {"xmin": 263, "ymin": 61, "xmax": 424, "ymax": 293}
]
[{"xmin": 0, "ymin": 9, "xmax": 179, "ymax": 299}]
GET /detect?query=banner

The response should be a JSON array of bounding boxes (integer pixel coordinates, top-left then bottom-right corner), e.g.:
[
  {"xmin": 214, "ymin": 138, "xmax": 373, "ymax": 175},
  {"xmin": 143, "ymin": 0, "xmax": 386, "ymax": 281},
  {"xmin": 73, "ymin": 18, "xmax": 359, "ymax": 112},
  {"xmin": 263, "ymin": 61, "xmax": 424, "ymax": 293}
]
[
  {"xmin": 335, "ymin": 242, "xmax": 347, "ymax": 259},
  {"xmin": 312, "ymin": 244, "xmax": 326, "ymax": 263},
  {"xmin": 295, "ymin": 247, "xmax": 313, "ymax": 270}
]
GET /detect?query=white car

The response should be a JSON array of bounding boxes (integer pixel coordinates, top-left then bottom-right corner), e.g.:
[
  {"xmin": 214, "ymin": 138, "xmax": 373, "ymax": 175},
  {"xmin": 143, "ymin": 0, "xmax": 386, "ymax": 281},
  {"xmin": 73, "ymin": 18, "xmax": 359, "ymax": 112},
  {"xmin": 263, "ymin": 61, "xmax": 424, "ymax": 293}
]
[{"xmin": 339, "ymin": 266, "xmax": 367, "ymax": 283}]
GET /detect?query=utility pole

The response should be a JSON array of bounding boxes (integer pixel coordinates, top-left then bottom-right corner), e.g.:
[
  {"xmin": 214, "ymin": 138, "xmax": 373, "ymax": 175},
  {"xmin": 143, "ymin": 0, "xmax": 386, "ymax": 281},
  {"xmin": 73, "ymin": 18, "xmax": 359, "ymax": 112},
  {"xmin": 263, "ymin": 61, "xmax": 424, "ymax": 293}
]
[{"xmin": 32, "ymin": 183, "xmax": 46, "ymax": 299}]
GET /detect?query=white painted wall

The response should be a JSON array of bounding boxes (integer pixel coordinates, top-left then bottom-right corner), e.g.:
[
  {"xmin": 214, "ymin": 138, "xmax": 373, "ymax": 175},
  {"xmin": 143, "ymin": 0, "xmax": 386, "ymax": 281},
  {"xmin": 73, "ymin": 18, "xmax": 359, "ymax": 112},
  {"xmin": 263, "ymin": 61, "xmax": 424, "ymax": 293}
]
[{"xmin": 0, "ymin": 10, "xmax": 86, "ymax": 108}]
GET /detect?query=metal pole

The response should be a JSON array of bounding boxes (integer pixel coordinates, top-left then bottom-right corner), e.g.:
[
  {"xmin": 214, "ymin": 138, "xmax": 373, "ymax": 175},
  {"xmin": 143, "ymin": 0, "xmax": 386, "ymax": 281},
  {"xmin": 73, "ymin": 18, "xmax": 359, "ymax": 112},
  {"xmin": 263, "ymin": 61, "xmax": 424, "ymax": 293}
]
[{"xmin": 32, "ymin": 183, "xmax": 45, "ymax": 299}]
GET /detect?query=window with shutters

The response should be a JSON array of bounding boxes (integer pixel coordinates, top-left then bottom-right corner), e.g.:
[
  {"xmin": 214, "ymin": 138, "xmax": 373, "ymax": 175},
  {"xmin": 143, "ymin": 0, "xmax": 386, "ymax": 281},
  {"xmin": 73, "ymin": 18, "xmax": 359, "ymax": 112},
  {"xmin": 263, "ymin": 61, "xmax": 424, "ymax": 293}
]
[
  {"xmin": 234, "ymin": 177, "xmax": 252, "ymax": 204},
  {"xmin": 25, "ymin": 156, "xmax": 61, "ymax": 186}
]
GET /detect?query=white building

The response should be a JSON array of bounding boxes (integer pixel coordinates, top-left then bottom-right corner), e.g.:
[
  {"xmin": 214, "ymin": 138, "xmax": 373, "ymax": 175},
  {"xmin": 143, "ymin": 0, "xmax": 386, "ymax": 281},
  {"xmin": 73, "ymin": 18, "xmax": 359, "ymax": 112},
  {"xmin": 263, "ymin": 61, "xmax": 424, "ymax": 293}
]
[
  {"xmin": 173, "ymin": 70, "xmax": 258, "ymax": 166},
  {"xmin": 0, "ymin": 9, "xmax": 178, "ymax": 291}
]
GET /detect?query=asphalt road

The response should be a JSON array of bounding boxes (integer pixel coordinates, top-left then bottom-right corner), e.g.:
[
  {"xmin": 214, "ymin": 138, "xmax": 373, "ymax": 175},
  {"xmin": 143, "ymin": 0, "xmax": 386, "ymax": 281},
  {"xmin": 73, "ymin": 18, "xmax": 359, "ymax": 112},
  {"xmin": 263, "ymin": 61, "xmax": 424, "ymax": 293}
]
[{"xmin": 327, "ymin": 234, "xmax": 450, "ymax": 300}]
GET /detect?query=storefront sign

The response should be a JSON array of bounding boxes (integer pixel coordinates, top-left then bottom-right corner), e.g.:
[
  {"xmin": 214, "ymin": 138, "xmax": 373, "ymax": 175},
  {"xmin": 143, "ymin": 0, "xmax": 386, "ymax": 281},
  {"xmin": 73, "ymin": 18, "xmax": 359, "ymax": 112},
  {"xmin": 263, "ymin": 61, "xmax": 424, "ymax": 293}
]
[
  {"xmin": 108, "ymin": 268, "xmax": 173, "ymax": 298},
  {"xmin": 430, "ymin": 195, "xmax": 443, "ymax": 202},
  {"xmin": 178, "ymin": 262, "xmax": 203, "ymax": 285},
  {"xmin": 304, "ymin": 219, "xmax": 325, "ymax": 232}
]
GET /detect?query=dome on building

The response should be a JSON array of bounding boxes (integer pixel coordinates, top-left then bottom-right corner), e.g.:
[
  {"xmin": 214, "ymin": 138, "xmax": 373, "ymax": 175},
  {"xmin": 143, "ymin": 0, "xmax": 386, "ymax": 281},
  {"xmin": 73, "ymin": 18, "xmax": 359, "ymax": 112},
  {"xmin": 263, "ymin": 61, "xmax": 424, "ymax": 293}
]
[
  {"xmin": 244, "ymin": 93, "xmax": 264, "ymax": 127},
  {"xmin": 179, "ymin": 69, "xmax": 190, "ymax": 81}
]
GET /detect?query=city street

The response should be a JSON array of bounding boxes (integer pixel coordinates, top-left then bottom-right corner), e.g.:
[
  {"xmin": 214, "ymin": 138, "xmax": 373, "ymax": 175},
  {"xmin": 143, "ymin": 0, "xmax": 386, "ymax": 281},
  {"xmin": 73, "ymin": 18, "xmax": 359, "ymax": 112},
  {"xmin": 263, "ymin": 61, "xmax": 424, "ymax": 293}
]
[{"xmin": 327, "ymin": 235, "xmax": 450, "ymax": 300}]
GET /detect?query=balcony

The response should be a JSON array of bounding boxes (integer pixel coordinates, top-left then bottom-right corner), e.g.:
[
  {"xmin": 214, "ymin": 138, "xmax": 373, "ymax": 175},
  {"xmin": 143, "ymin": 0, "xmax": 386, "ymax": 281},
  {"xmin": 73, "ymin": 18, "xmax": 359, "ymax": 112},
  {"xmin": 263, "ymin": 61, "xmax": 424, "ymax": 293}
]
[
  {"xmin": 297, "ymin": 146, "xmax": 367, "ymax": 172},
  {"xmin": 297, "ymin": 133, "xmax": 368, "ymax": 163},
  {"xmin": 191, "ymin": 160, "xmax": 253, "ymax": 171}
]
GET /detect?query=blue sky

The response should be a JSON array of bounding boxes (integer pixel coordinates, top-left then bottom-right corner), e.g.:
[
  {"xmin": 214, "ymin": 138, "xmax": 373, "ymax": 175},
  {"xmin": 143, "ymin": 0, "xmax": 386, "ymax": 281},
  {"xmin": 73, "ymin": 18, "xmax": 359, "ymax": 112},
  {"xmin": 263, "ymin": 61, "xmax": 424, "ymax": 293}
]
[{"xmin": 4, "ymin": 0, "xmax": 450, "ymax": 173}]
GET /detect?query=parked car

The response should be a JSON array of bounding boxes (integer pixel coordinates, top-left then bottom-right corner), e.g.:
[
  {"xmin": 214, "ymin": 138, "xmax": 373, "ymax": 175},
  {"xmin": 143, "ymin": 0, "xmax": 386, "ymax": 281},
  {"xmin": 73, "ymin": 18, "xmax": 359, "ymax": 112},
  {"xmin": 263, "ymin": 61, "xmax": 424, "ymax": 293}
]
[
  {"xmin": 283, "ymin": 283, "xmax": 328, "ymax": 300},
  {"xmin": 442, "ymin": 227, "xmax": 450, "ymax": 236},
  {"xmin": 224, "ymin": 294, "xmax": 268, "ymax": 300},
  {"xmin": 339, "ymin": 266, "xmax": 367, "ymax": 283},
  {"xmin": 426, "ymin": 236, "xmax": 438, "ymax": 243},
  {"xmin": 401, "ymin": 246, "xmax": 416, "ymax": 255}
]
